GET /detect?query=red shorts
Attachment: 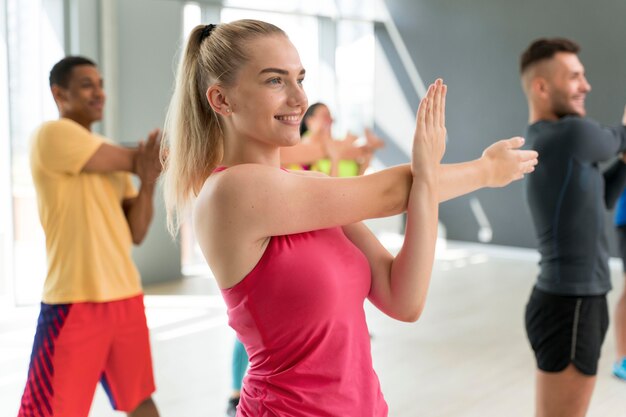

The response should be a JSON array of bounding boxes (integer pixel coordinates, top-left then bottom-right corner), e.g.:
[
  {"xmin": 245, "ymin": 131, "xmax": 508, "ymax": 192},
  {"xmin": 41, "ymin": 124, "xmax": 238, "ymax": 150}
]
[{"xmin": 18, "ymin": 294, "xmax": 156, "ymax": 416}]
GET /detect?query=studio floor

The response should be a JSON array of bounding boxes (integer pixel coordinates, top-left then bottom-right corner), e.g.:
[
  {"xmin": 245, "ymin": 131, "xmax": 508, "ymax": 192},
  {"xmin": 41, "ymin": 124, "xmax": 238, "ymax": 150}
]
[{"xmin": 2, "ymin": 240, "xmax": 626, "ymax": 416}]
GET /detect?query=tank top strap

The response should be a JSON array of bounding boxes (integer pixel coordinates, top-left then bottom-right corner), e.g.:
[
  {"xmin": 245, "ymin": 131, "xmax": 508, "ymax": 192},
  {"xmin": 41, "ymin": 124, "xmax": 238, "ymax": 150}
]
[{"xmin": 213, "ymin": 165, "xmax": 288, "ymax": 174}]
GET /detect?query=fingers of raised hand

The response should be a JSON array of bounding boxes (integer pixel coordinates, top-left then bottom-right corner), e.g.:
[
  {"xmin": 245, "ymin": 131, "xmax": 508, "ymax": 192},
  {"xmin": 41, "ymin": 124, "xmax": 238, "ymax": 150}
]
[
  {"xmin": 417, "ymin": 95, "xmax": 428, "ymax": 129},
  {"xmin": 524, "ymin": 159, "xmax": 537, "ymax": 173},
  {"xmin": 432, "ymin": 79, "xmax": 443, "ymax": 128},
  {"xmin": 528, "ymin": 154, "xmax": 538, "ymax": 171},
  {"xmin": 513, "ymin": 162, "xmax": 535, "ymax": 181},
  {"xmin": 418, "ymin": 80, "xmax": 447, "ymax": 130},
  {"xmin": 416, "ymin": 80, "xmax": 450, "ymax": 140},
  {"xmin": 520, "ymin": 149, "xmax": 539, "ymax": 162},
  {"xmin": 440, "ymin": 84, "xmax": 447, "ymax": 128},
  {"xmin": 515, "ymin": 149, "xmax": 538, "ymax": 168},
  {"xmin": 505, "ymin": 136, "xmax": 525, "ymax": 150},
  {"xmin": 426, "ymin": 82, "xmax": 436, "ymax": 127},
  {"xmin": 512, "ymin": 151, "xmax": 538, "ymax": 179}
]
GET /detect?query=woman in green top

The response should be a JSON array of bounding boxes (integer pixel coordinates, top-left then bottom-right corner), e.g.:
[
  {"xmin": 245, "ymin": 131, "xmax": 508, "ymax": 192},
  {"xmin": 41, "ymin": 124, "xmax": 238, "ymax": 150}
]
[{"xmin": 299, "ymin": 102, "xmax": 384, "ymax": 176}]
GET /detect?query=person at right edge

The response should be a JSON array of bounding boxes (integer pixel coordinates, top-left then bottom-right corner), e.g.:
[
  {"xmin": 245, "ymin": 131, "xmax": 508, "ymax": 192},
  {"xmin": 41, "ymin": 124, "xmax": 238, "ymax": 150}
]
[
  {"xmin": 521, "ymin": 37, "xmax": 626, "ymax": 417},
  {"xmin": 611, "ymin": 149, "xmax": 626, "ymax": 381}
]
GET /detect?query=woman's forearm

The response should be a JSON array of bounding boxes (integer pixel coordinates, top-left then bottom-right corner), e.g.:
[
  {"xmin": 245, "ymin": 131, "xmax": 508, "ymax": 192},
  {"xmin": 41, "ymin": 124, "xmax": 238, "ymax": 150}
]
[
  {"xmin": 385, "ymin": 178, "xmax": 439, "ymax": 321},
  {"xmin": 438, "ymin": 159, "xmax": 489, "ymax": 202},
  {"xmin": 382, "ymin": 161, "xmax": 489, "ymax": 217}
]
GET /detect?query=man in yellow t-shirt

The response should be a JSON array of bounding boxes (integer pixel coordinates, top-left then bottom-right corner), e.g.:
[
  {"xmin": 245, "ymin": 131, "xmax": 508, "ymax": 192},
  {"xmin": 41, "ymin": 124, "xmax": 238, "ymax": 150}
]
[{"xmin": 17, "ymin": 56, "xmax": 162, "ymax": 417}]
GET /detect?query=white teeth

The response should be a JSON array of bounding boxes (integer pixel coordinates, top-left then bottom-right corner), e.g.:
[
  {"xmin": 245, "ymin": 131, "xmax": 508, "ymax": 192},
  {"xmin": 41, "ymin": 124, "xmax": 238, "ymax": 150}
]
[{"xmin": 275, "ymin": 115, "xmax": 299, "ymax": 121}]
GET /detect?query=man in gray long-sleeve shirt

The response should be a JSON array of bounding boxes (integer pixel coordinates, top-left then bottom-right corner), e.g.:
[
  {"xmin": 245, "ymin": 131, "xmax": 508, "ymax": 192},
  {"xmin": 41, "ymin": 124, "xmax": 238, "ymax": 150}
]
[{"xmin": 521, "ymin": 38, "xmax": 626, "ymax": 417}]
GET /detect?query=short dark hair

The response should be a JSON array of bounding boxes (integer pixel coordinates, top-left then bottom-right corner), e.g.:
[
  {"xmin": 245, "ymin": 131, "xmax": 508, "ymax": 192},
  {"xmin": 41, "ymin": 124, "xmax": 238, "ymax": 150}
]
[
  {"xmin": 49, "ymin": 56, "xmax": 97, "ymax": 88},
  {"xmin": 520, "ymin": 38, "xmax": 580, "ymax": 74},
  {"xmin": 300, "ymin": 102, "xmax": 326, "ymax": 136}
]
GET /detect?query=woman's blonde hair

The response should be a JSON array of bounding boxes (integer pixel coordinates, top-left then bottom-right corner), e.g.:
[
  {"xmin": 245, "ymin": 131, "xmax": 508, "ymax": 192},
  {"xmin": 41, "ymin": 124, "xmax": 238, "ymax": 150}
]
[{"xmin": 161, "ymin": 19, "xmax": 285, "ymax": 236}]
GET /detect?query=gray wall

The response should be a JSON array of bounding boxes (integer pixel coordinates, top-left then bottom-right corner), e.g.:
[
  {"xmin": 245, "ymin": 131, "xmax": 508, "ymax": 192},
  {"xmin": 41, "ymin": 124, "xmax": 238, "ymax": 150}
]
[
  {"xmin": 384, "ymin": 0, "xmax": 626, "ymax": 249},
  {"xmin": 114, "ymin": 0, "xmax": 184, "ymax": 284}
]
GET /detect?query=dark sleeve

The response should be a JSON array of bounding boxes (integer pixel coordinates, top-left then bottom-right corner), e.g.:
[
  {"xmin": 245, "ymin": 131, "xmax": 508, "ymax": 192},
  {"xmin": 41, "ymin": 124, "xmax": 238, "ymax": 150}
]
[
  {"xmin": 604, "ymin": 159, "xmax": 626, "ymax": 209},
  {"xmin": 569, "ymin": 118, "xmax": 626, "ymax": 162}
]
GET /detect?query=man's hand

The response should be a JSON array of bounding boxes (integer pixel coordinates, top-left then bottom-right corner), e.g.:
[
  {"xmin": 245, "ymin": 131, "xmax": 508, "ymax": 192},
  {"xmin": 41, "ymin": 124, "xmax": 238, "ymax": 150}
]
[{"xmin": 134, "ymin": 129, "xmax": 162, "ymax": 185}]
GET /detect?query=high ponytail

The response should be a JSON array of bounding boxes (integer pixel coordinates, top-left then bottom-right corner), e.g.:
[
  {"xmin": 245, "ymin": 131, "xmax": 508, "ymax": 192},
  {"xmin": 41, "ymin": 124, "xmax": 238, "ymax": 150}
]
[{"xmin": 161, "ymin": 20, "xmax": 285, "ymax": 236}]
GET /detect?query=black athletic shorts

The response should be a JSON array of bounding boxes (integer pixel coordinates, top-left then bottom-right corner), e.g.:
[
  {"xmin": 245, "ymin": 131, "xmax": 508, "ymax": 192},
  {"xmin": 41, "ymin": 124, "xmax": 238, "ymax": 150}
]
[
  {"xmin": 525, "ymin": 286, "xmax": 609, "ymax": 376},
  {"xmin": 617, "ymin": 225, "xmax": 626, "ymax": 270}
]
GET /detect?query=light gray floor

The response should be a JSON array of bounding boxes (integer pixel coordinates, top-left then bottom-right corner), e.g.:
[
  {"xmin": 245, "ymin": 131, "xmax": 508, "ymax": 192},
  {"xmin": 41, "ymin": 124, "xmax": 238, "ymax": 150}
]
[{"xmin": 2, "ymin": 241, "xmax": 626, "ymax": 416}]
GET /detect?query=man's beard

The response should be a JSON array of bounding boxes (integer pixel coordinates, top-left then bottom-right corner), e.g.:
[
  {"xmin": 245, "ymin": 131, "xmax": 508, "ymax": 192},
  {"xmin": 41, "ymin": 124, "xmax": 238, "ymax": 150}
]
[{"xmin": 551, "ymin": 93, "xmax": 584, "ymax": 119}]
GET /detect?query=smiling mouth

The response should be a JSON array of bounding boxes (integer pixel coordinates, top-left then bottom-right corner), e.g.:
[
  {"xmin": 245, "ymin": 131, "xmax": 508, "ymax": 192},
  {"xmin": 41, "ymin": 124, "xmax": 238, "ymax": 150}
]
[{"xmin": 274, "ymin": 115, "xmax": 300, "ymax": 122}]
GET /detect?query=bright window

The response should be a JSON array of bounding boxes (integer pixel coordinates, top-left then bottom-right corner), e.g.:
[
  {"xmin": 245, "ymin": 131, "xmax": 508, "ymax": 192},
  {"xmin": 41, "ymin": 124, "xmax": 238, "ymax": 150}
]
[
  {"xmin": 6, "ymin": 0, "xmax": 64, "ymax": 304},
  {"xmin": 334, "ymin": 21, "xmax": 375, "ymax": 139}
]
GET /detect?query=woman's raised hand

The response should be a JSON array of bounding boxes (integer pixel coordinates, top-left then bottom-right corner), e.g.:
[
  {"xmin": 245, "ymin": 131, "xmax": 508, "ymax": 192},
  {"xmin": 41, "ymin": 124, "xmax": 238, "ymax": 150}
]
[
  {"xmin": 480, "ymin": 137, "xmax": 538, "ymax": 187},
  {"xmin": 412, "ymin": 79, "xmax": 447, "ymax": 178}
]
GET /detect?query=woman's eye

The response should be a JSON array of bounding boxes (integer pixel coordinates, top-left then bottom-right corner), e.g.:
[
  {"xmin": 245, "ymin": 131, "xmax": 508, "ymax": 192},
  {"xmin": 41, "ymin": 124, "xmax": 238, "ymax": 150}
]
[{"xmin": 268, "ymin": 78, "xmax": 282, "ymax": 85}]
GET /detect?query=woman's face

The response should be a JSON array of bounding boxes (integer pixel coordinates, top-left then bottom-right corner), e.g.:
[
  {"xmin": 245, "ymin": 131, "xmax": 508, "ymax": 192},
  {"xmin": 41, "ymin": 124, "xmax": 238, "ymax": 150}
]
[
  {"xmin": 306, "ymin": 105, "xmax": 333, "ymax": 135},
  {"xmin": 225, "ymin": 34, "xmax": 308, "ymax": 148}
]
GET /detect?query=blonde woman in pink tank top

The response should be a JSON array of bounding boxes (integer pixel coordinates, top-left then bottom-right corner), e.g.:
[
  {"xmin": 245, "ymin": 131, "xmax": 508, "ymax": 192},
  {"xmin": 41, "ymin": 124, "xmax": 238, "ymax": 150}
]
[{"xmin": 161, "ymin": 20, "xmax": 538, "ymax": 416}]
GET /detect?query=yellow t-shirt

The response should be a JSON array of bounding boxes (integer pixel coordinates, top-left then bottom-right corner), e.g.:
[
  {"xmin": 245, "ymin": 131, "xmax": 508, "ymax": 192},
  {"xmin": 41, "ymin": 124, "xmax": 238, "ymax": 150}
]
[{"xmin": 30, "ymin": 118, "xmax": 142, "ymax": 304}]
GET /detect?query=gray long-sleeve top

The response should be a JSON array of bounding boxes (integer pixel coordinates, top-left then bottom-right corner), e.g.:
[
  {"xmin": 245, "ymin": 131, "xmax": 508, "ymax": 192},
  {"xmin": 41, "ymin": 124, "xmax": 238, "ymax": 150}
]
[{"xmin": 525, "ymin": 116, "xmax": 626, "ymax": 296}]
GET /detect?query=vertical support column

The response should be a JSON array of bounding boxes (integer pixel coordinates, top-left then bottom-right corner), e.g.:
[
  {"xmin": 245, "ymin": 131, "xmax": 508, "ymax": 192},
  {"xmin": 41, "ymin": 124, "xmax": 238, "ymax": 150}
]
[
  {"xmin": 100, "ymin": 0, "xmax": 117, "ymax": 139},
  {"xmin": 0, "ymin": 0, "xmax": 15, "ymax": 304},
  {"xmin": 65, "ymin": 0, "xmax": 100, "ymax": 59}
]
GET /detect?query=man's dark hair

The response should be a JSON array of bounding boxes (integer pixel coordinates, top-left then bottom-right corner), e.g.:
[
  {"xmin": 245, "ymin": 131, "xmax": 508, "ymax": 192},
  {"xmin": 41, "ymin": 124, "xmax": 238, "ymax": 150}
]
[
  {"xmin": 520, "ymin": 38, "xmax": 580, "ymax": 74},
  {"xmin": 49, "ymin": 56, "xmax": 96, "ymax": 88}
]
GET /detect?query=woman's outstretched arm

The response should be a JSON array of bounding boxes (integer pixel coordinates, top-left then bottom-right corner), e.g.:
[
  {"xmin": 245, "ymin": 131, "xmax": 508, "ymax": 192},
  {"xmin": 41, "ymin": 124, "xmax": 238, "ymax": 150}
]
[{"xmin": 346, "ymin": 90, "xmax": 538, "ymax": 322}]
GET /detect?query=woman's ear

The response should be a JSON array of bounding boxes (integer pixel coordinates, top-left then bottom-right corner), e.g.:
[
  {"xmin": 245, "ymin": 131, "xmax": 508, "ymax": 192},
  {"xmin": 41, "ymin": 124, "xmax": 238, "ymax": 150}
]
[{"xmin": 206, "ymin": 85, "xmax": 232, "ymax": 116}]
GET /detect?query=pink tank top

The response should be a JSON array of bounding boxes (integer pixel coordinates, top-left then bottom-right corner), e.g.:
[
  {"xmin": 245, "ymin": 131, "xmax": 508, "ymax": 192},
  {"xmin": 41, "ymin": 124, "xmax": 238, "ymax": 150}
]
[{"xmin": 215, "ymin": 167, "xmax": 388, "ymax": 416}]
